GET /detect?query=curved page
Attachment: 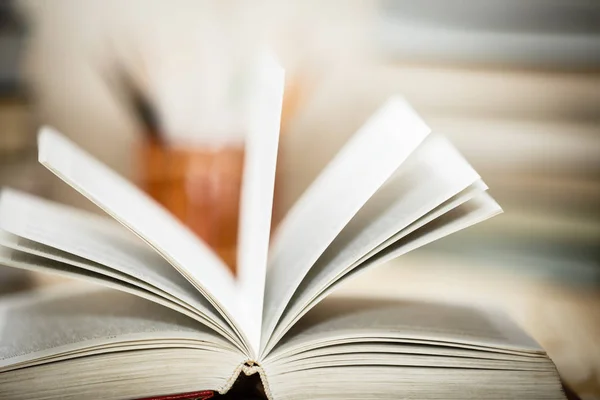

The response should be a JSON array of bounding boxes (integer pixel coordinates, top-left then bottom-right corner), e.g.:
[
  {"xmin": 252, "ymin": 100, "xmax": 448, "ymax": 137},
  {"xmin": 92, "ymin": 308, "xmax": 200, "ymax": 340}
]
[
  {"xmin": 262, "ymin": 98, "xmax": 431, "ymax": 349},
  {"xmin": 0, "ymin": 189, "xmax": 226, "ymax": 328},
  {"xmin": 0, "ymin": 284, "xmax": 238, "ymax": 372},
  {"xmin": 263, "ymin": 135, "xmax": 483, "ymax": 353},
  {"xmin": 37, "ymin": 128, "xmax": 248, "ymax": 352},
  {"xmin": 269, "ymin": 296, "xmax": 542, "ymax": 361},
  {"xmin": 236, "ymin": 53, "xmax": 284, "ymax": 355},
  {"xmin": 266, "ymin": 193, "xmax": 501, "ymax": 354}
]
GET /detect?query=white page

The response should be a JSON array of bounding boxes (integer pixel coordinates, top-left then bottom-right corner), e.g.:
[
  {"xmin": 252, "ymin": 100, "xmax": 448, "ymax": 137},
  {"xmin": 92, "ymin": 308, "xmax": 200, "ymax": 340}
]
[
  {"xmin": 266, "ymin": 366, "xmax": 563, "ymax": 400},
  {"xmin": 37, "ymin": 128, "xmax": 248, "ymax": 349},
  {"xmin": 0, "ymin": 245, "xmax": 240, "ymax": 344},
  {"xmin": 262, "ymin": 136, "xmax": 483, "ymax": 352},
  {"xmin": 302, "ymin": 193, "xmax": 503, "ymax": 317},
  {"xmin": 273, "ymin": 296, "xmax": 541, "ymax": 356},
  {"xmin": 270, "ymin": 341, "xmax": 543, "ymax": 365},
  {"xmin": 262, "ymin": 98, "xmax": 431, "ymax": 348},
  {"xmin": 367, "ymin": 192, "xmax": 502, "ymax": 267},
  {"xmin": 265, "ymin": 298, "xmax": 551, "ymax": 399},
  {"xmin": 0, "ymin": 189, "xmax": 225, "ymax": 326},
  {"xmin": 0, "ymin": 284, "xmax": 235, "ymax": 370},
  {"xmin": 0, "ymin": 231, "xmax": 182, "ymax": 303},
  {"xmin": 362, "ymin": 181, "xmax": 487, "ymax": 262},
  {"xmin": 236, "ymin": 53, "xmax": 284, "ymax": 355},
  {"xmin": 277, "ymin": 352, "xmax": 550, "ymax": 372},
  {"xmin": 298, "ymin": 135, "xmax": 480, "ymax": 303},
  {"xmin": 0, "ymin": 232, "xmax": 243, "ymax": 346},
  {"xmin": 264, "ymin": 190, "xmax": 499, "ymax": 354}
]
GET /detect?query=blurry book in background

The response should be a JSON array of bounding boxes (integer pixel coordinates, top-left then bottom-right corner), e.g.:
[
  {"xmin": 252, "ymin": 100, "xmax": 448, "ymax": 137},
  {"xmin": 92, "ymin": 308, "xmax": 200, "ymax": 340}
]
[
  {"xmin": 366, "ymin": 0, "xmax": 600, "ymax": 284},
  {"xmin": 377, "ymin": 0, "xmax": 600, "ymax": 68}
]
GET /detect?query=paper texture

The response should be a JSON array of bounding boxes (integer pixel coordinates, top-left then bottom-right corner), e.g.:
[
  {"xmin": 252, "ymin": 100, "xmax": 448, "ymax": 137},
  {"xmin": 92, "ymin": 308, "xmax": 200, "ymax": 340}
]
[
  {"xmin": 236, "ymin": 53, "xmax": 284, "ymax": 355},
  {"xmin": 262, "ymin": 98, "xmax": 431, "ymax": 349},
  {"xmin": 265, "ymin": 190, "xmax": 499, "ymax": 351},
  {"xmin": 0, "ymin": 285, "xmax": 234, "ymax": 371},
  {"xmin": 272, "ymin": 296, "xmax": 543, "ymax": 358},
  {"xmin": 0, "ymin": 189, "xmax": 225, "ymax": 327},
  {"xmin": 263, "ymin": 135, "xmax": 482, "ymax": 351},
  {"xmin": 37, "ymin": 128, "xmax": 249, "ymax": 349}
]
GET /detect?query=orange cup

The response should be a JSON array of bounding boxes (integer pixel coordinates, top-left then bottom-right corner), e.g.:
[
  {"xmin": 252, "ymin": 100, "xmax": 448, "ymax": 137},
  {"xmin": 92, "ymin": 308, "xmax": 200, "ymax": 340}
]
[{"xmin": 138, "ymin": 138, "xmax": 244, "ymax": 273}]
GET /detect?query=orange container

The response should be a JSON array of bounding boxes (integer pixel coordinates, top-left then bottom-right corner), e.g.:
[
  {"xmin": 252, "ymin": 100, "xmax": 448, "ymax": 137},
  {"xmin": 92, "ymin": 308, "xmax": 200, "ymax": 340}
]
[
  {"xmin": 135, "ymin": 73, "xmax": 305, "ymax": 274},
  {"xmin": 138, "ymin": 139, "xmax": 244, "ymax": 273}
]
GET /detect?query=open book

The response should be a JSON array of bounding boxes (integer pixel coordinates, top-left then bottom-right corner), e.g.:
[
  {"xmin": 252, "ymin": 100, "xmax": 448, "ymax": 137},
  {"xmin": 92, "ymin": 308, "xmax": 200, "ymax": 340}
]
[{"xmin": 0, "ymin": 59, "xmax": 564, "ymax": 400}]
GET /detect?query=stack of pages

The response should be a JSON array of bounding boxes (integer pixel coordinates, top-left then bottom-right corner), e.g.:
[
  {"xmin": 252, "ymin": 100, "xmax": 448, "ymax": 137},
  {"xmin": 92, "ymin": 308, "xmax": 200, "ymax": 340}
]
[{"xmin": 0, "ymin": 58, "xmax": 564, "ymax": 399}]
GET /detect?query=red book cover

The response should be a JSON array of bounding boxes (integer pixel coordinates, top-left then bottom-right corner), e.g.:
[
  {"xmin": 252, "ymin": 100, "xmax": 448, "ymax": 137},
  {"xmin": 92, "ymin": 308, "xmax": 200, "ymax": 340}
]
[{"xmin": 135, "ymin": 390, "xmax": 214, "ymax": 400}]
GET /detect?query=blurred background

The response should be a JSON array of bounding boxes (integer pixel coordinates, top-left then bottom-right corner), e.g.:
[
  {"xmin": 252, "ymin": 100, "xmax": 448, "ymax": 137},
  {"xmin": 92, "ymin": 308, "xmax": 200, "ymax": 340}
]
[{"xmin": 0, "ymin": 0, "xmax": 598, "ymax": 397}]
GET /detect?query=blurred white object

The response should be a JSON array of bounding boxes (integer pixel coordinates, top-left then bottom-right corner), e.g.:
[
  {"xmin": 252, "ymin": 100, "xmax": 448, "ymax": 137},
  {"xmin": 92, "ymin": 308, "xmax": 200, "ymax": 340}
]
[{"xmin": 16, "ymin": 0, "xmax": 372, "ymax": 208}]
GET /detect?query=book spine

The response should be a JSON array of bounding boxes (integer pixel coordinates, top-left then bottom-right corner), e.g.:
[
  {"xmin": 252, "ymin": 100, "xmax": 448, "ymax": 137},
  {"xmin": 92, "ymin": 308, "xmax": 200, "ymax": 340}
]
[{"xmin": 219, "ymin": 361, "xmax": 274, "ymax": 400}]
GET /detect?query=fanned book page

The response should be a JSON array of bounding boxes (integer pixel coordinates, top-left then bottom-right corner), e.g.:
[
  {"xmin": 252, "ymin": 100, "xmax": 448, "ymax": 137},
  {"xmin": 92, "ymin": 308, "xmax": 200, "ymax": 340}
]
[
  {"xmin": 262, "ymin": 97, "xmax": 431, "ymax": 348},
  {"xmin": 0, "ymin": 85, "xmax": 566, "ymax": 400},
  {"xmin": 37, "ymin": 129, "xmax": 241, "ymax": 325}
]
